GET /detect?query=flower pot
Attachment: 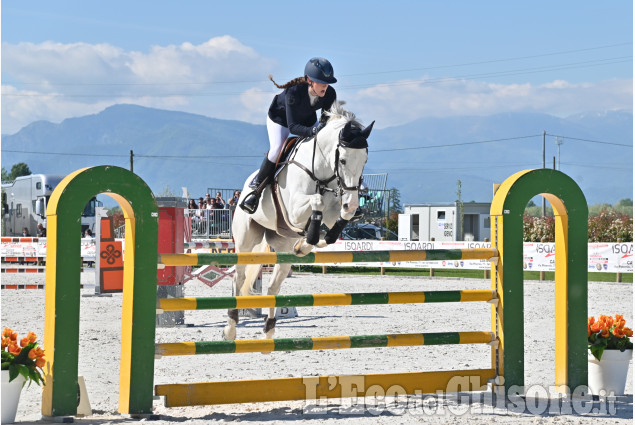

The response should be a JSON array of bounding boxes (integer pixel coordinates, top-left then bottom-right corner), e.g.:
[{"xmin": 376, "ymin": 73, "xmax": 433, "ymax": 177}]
[
  {"xmin": 588, "ymin": 349, "xmax": 633, "ymax": 396},
  {"xmin": 1, "ymin": 370, "xmax": 26, "ymax": 424}
]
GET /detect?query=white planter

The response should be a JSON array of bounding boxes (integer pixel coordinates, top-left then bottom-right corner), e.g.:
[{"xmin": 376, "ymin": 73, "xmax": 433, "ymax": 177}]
[
  {"xmin": 588, "ymin": 349, "xmax": 632, "ymax": 396},
  {"xmin": 1, "ymin": 370, "xmax": 26, "ymax": 424}
]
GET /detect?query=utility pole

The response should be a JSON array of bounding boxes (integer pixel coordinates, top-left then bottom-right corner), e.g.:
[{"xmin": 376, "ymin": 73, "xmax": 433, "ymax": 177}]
[
  {"xmin": 555, "ymin": 137, "xmax": 563, "ymax": 170},
  {"xmin": 542, "ymin": 131, "xmax": 546, "ymax": 217},
  {"xmin": 130, "ymin": 150, "xmax": 134, "ymax": 173}
]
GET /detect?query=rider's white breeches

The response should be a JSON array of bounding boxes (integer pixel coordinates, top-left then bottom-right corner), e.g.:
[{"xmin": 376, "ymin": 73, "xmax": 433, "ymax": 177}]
[{"xmin": 266, "ymin": 116, "xmax": 290, "ymax": 162}]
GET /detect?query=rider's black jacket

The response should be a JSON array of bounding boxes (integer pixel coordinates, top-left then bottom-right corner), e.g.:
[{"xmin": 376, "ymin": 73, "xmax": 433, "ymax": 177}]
[{"xmin": 268, "ymin": 84, "xmax": 336, "ymax": 137}]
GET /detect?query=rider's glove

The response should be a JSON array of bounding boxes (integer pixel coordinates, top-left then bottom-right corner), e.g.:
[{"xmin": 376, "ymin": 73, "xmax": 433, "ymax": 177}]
[{"xmin": 312, "ymin": 122, "xmax": 326, "ymax": 135}]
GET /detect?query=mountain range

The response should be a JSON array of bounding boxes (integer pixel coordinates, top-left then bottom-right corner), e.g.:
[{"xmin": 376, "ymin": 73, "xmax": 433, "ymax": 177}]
[{"xmin": 1, "ymin": 104, "xmax": 632, "ymax": 207}]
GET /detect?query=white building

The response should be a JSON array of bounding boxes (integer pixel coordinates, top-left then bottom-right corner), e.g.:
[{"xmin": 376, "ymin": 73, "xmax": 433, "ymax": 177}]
[{"xmin": 398, "ymin": 202, "xmax": 491, "ymax": 242}]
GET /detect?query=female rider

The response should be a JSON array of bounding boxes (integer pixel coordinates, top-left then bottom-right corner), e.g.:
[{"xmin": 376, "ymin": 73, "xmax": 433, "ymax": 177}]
[{"xmin": 240, "ymin": 57, "xmax": 337, "ymax": 213}]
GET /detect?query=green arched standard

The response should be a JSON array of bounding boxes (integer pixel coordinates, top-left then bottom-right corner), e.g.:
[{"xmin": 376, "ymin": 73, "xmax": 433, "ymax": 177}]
[
  {"xmin": 42, "ymin": 166, "xmax": 158, "ymax": 416},
  {"xmin": 491, "ymin": 169, "xmax": 588, "ymax": 393}
]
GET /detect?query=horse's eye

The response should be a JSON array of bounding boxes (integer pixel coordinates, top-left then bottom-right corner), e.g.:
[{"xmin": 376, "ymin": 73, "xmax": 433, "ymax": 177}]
[{"xmin": 340, "ymin": 159, "xmax": 347, "ymax": 165}]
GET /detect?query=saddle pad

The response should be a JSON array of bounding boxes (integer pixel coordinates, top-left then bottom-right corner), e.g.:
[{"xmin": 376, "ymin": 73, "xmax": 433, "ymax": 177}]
[{"xmin": 271, "ymin": 184, "xmax": 305, "ymax": 238}]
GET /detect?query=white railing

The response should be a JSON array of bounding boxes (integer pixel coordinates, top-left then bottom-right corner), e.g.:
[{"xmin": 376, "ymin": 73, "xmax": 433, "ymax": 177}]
[
  {"xmin": 114, "ymin": 208, "xmax": 235, "ymax": 240},
  {"xmin": 187, "ymin": 208, "xmax": 234, "ymax": 239}
]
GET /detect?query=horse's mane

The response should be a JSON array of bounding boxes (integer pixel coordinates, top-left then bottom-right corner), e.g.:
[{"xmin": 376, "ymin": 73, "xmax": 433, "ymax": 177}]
[{"xmin": 325, "ymin": 101, "xmax": 363, "ymax": 129}]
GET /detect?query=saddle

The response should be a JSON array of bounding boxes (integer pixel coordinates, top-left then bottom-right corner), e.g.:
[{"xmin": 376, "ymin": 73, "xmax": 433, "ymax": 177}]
[
  {"xmin": 274, "ymin": 136, "xmax": 303, "ymax": 176},
  {"xmin": 269, "ymin": 136, "xmax": 311, "ymax": 238}
]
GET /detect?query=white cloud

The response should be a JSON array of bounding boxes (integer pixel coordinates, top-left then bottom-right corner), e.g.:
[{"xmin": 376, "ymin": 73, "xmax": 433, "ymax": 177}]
[
  {"xmin": 1, "ymin": 36, "xmax": 632, "ymax": 135},
  {"xmin": 1, "ymin": 36, "xmax": 276, "ymax": 134},
  {"xmin": 345, "ymin": 77, "xmax": 633, "ymax": 128}
]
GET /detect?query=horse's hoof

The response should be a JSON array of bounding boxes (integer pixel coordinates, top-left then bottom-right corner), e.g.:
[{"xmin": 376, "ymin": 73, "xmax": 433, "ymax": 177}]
[
  {"xmin": 293, "ymin": 240, "xmax": 312, "ymax": 257},
  {"xmin": 315, "ymin": 239, "xmax": 328, "ymax": 248},
  {"xmin": 222, "ymin": 327, "xmax": 236, "ymax": 341}
]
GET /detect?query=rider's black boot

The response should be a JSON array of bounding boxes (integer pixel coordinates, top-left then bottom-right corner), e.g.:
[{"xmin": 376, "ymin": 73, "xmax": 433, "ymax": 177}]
[{"xmin": 240, "ymin": 158, "xmax": 276, "ymax": 214}]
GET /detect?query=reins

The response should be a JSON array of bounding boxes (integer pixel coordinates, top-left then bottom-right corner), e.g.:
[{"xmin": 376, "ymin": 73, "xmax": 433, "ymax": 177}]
[{"xmin": 284, "ymin": 131, "xmax": 363, "ymax": 197}]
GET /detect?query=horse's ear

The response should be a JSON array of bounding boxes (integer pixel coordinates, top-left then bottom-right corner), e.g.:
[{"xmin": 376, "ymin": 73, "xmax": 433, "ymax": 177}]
[
  {"xmin": 341, "ymin": 120, "xmax": 353, "ymax": 138},
  {"xmin": 361, "ymin": 121, "xmax": 375, "ymax": 139}
]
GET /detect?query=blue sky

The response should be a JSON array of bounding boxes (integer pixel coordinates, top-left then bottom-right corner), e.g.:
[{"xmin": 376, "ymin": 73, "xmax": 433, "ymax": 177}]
[{"xmin": 1, "ymin": 1, "xmax": 633, "ymax": 134}]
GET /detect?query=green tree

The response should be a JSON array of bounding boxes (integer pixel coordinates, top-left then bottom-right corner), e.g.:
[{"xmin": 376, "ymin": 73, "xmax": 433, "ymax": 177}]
[
  {"xmin": 8, "ymin": 163, "xmax": 31, "ymax": 180},
  {"xmin": 1, "ymin": 167, "xmax": 8, "ymax": 182},
  {"xmin": 388, "ymin": 187, "xmax": 402, "ymax": 214}
]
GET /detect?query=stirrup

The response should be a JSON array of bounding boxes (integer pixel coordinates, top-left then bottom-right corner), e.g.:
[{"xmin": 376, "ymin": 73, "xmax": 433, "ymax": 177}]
[{"xmin": 239, "ymin": 191, "xmax": 260, "ymax": 214}]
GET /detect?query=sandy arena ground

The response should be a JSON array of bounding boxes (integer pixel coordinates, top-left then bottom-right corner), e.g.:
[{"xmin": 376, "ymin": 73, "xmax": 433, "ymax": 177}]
[{"xmin": 1, "ymin": 270, "xmax": 633, "ymax": 424}]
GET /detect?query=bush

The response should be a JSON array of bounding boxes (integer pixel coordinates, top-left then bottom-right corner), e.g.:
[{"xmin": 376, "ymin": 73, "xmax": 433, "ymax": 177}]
[{"xmin": 523, "ymin": 210, "xmax": 633, "ymax": 242}]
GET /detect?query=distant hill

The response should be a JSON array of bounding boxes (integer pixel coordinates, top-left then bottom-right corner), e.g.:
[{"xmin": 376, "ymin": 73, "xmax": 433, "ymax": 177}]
[{"xmin": 1, "ymin": 104, "xmax": 632, "ymax": 206}]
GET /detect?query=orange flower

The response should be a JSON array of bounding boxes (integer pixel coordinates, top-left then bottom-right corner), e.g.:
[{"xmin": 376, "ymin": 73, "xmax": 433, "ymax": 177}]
[
  {"xmin": 2, "ymin": 328, "xmax": 18, "ymax": 341},
  {"xmin": 624, "ymin": 327, "xmax": 633, "ymax": 338},
  {"xmin": 600, "ymin": 329, "xmax": 610, "ymax": 338},
  {"xmin": 613, "ymin": 327, "xmax": 625, "ymax": 338},
  {"xmin": 35, "ymin": 358, "xmax": 46, "ymax": 369},
  {"xmin": 590, "ymin": 320, "xmax": 604, "ymax": 333},
  {"xmin": 8, "ymin": 343, "xmax": 21, "ymax": 356},
  {"xmin": 28, "ymin": 347, "xmax": 45, "ymax": 361}
]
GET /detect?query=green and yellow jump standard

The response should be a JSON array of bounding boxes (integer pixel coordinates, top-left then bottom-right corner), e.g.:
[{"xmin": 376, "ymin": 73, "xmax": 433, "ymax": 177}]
[{"xmin": 41, "ymin": 167, "xmax": 588, "ymax": 417}]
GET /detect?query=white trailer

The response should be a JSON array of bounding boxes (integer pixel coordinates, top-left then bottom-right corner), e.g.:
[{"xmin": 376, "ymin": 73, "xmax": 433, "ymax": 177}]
[
  {"xmin": 1, "ymin": 174, "xmax": 99, "ymax": 237},
  {"xmin": 398, "ymin": 202, "xmax": 491, "ymax": 242}
]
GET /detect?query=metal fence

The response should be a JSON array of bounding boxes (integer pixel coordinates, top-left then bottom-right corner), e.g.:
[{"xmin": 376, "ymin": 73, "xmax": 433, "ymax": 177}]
[{"xmin": 187, "ymin": 208, "xmax": 234, "ymax": 239}]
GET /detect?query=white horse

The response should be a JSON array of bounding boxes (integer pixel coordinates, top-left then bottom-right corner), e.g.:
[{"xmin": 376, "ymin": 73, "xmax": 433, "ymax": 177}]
[{"xmin": 224, "ymin": 102, "xmax": 374, "ymax": 340}]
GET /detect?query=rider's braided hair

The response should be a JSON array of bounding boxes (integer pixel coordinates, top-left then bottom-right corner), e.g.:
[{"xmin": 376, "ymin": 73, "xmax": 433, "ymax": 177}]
[{"xmin": 268, "ymin": 75, "xmax": 307, "ymax": 89}]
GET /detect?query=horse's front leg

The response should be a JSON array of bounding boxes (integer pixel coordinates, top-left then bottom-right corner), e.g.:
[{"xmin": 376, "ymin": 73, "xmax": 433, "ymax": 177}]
[
  {"xmin": 289, "ymin": 193, "xmax": 325, "ymax": 256},
  {"xmin": 223, "ymin": 264, "xmax": 246, "ymax": 340},
  {"xmin": 263, "ymin": 263, "xmax": 293, "ymax": 339}
]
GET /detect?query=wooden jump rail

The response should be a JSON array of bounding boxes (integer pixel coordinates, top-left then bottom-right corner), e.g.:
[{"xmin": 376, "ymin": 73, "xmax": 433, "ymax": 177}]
[
  {"xmin": 183, "ymin": 241, "xmax": 235, "ymax": 250},
  {"xmin": 158, "ymin": 248, "xmax": 498, "ymax": 267},
  {"xmin": 157, "ymin": 289, "xmax": 497, "ymax": 311},
  {"xmin": 156, "ymin": 331, "xmax": 496, "ymax": 357}
]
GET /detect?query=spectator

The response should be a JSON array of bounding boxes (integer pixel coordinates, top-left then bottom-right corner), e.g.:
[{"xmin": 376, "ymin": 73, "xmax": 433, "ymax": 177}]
[
  {"xmin": 22, "ymin": 227, "xmax": 30, "ymax": 237},
  {"xmin": 228, "ymin": 190, "xmax": 241, "ymax": 208},
  {"xmin": 84, "ymin": 229, "xmax": 94, "ymax": 238},
  {"xmin": 213, "ymin": 200, "xmax": 223, "ymax": 209},
  {"xmin": 188, "ymin": 199, "xmax": 198, "ymax": 210},
  {"xmin": 37, "ymin": 223, "xmax": 47, "ymax": 237},
  {"xmin": 215, "ymin": 192, "xmax": 226, "ymax": 209}
]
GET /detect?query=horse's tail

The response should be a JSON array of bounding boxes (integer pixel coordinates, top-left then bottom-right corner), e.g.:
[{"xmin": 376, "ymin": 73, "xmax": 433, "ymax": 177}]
[{"xmin": 239, "ymin": 239, "xmax": 268, "ymax": 297}]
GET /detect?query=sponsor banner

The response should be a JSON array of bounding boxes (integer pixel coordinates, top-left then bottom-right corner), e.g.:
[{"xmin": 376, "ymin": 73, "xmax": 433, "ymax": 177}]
[
  {"xmin": 2, "ymin": 239, "xmax": 632, "ymax": 273},
  {"xmin": 315, "ymin": 240, "xmax": 492, "ymax": 270},
  {"xmin": 315, "ymin": 241, "xmax": 633, "ymax": 273},
  {"xmin": 1, "ymin": 238, "xmax": 97, "ymax": 260}
]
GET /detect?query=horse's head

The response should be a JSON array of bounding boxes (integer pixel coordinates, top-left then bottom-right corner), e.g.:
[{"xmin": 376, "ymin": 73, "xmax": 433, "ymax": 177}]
[{"xmin": 320, "ymin": 104, "xmax": 374, "ymax": 219}]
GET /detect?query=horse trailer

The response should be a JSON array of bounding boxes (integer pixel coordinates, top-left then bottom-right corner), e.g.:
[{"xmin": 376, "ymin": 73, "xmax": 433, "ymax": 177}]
[
  {"xmin": 398, "ymin": 202, "xmax": 491, "ymax": 242},
  {"xmin": 1, "ymin": 174, "xmax": 100, "ymax": 237}
]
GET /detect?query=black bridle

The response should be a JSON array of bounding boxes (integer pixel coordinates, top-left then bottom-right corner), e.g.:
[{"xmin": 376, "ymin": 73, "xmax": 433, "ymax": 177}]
[{"xmin": 286, "ymin": 134, "xmax": 367, "ymax": 198}]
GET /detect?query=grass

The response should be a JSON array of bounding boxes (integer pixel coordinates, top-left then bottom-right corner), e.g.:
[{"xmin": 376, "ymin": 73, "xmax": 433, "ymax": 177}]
[{"xmin": 292, "ymin": 266, "xmax": 633, "ymax": 283}]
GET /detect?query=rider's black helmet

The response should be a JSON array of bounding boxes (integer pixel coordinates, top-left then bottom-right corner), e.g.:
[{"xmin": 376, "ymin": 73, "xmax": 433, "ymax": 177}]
[{"xmin": 305, "ymin": 57, "xmax": 337, "ymax": 84}]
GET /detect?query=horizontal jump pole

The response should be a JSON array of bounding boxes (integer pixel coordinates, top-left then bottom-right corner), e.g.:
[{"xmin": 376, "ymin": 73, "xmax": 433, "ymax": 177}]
[
  {"xmin": 183, "ymin": 241, "xmax": 235, "ymax": 250},
  {"xmin": 158, "ymin": 248, "xmax": 498, "ymax": 267},
  {"xmin": 155, "ymin": 331, "xmax": 495, "ymax": 356},
  {"xmin": 155, "ymin": 368, "xmax": 497, "ymax": 406},
  {"xmin": 157, "ymin": 289, "xmax": 496, "ymax": 311}
]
